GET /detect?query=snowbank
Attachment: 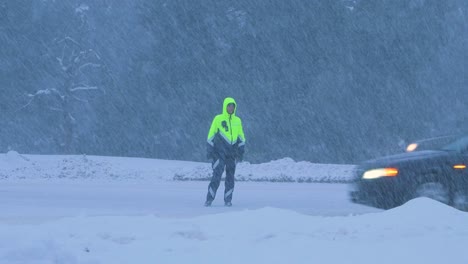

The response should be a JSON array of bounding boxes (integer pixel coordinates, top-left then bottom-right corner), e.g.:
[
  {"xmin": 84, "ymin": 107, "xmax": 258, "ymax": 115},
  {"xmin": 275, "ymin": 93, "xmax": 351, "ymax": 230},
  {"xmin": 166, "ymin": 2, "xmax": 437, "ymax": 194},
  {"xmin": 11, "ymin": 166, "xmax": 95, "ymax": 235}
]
[
  {"xmin": 175, "ymin": 157, "xmax": 354, "ymax": 182},
  {"xmin": 0, "ymin": 152, "xmax": 355, "ymax": 183},
  {"xmin": 0, "ymin": 198, "xmax": 466, "ymax": 264}
]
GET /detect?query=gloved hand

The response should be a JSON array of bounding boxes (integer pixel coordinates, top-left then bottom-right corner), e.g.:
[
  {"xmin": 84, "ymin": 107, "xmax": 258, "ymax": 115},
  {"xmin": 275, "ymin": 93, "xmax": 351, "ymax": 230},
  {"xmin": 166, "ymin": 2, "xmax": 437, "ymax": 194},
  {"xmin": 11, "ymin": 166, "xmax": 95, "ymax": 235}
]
[{"xmin": 236, "ymin": 146, "xmax": 244, "ymax": 163}]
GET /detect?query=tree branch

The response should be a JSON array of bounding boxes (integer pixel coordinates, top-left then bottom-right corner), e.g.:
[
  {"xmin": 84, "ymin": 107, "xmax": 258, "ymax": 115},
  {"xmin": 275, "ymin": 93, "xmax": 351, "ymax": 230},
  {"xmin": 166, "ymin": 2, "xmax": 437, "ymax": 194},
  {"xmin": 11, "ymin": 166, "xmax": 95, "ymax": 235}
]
[
  {"xmin": 48, "ymin": 107, "xmax": 64, "ymax": 112},
  {"xmin": 70, "ymin": 85, "xmax": 99, "ymax": 93},
  {"xmin": 57, "ymin": 36, "xmax": 80, "ymax": 47},
  {"xmin": 79, "ymin": 62, "xmax": 101, "ymax": 73},
  {"xmin": 88, "ymin": 49, "xmax": 102, "ymax": 60},
  {"xmin": 72, "ymin": 95, "xmax": 89, "ymax": 103},
  {"xmin": 16, "ymin": 88, "xmax": 62, "ymax": 112}
]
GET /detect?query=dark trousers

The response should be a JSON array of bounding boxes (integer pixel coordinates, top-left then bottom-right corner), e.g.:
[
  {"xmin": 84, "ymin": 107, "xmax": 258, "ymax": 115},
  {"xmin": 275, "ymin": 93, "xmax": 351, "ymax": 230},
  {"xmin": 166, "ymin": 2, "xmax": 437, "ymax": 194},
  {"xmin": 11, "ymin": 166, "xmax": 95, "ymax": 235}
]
[{"xmin": 206, "ymin": 156, "xmax": 236, "ymax": 203}]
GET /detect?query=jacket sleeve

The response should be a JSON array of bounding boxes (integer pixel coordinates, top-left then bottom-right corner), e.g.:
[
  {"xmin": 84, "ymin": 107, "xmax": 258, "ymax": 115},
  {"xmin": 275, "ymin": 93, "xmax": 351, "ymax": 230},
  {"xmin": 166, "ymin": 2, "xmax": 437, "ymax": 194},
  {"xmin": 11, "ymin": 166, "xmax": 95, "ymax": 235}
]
[
  {"xmin": 237, "ymin": 119, "xmax": 246, "ymax": 160},
  {"xmin": 206, "ymin": 116, "xmax": 218, "ymax": 159}
]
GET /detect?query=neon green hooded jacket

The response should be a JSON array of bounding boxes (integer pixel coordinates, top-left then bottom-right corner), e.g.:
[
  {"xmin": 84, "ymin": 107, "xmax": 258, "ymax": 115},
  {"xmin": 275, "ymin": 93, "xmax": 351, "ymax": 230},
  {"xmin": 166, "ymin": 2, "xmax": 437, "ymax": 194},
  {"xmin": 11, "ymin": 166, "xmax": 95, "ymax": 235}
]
[{"xmin": 207, "ymin": 97, "xmax": 245, "ymax": 160}]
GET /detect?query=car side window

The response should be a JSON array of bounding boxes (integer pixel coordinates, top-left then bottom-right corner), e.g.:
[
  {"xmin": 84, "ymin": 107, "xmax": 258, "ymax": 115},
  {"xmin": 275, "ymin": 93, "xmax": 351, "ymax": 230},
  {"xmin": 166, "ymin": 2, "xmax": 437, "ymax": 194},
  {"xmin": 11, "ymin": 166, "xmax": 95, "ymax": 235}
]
[
  {"xmin": 444, "ymin": 136, "xmax": 468, "ymax": 153},
  {"xmin": 462, "ymin": 146, "xmax": 468, "ymax": 154},
  {"xmin": 460, "ymin": 139, "xmax": 468, "ymax": 154}
]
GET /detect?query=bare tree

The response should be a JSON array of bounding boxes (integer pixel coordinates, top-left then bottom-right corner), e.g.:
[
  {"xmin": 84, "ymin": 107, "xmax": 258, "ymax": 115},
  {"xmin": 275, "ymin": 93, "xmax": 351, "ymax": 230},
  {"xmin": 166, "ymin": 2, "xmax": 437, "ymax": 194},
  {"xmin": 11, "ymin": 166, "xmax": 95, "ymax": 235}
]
[{"xmin": 19, "ymin": 4, "xmax": 107, "ymax": 153}]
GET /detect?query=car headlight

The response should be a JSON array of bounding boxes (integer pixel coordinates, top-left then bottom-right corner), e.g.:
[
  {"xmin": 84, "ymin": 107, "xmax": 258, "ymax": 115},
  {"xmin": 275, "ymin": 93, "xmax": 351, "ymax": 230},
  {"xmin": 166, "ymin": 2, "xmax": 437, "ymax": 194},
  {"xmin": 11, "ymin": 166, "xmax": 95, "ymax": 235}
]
[
  {"xmin": 406, "ymin": 143, "xmax": 418, "ymax": 152},
  {"xmin": 362, "ymin": 168, "xmax": 398, "ymax": 179}
]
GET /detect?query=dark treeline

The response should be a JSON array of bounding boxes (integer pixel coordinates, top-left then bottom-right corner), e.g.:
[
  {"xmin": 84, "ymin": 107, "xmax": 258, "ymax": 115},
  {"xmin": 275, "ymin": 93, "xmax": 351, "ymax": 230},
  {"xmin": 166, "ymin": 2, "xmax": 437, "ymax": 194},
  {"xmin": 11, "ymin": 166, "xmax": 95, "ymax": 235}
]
[{"xmin": 1, "ymin": 0, "xmax": 467, "ymax": 163}]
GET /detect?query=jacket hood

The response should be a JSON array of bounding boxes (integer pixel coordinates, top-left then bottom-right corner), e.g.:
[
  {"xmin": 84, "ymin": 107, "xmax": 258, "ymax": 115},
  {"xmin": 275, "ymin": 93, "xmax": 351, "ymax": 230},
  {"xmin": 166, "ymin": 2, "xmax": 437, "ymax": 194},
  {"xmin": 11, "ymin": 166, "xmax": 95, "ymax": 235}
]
[{"xmin": 222, "ymin": 97, "xmax": 237, "ymax": 116}]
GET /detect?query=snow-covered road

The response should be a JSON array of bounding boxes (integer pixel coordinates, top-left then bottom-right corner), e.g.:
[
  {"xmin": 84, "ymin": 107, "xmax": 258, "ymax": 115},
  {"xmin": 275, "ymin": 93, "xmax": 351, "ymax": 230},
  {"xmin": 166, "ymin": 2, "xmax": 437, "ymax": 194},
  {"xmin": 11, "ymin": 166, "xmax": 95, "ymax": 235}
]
[
  {"xmin": 0, "ymin": 181, "xmax": 379, "ymax": 223},
  {"xmin": 1, "ymin": 180, "xmax": 467, "ymax": 264},
  {"xmin": 1, "ymin": 154, "xmax": 467, "ymax": 264}
]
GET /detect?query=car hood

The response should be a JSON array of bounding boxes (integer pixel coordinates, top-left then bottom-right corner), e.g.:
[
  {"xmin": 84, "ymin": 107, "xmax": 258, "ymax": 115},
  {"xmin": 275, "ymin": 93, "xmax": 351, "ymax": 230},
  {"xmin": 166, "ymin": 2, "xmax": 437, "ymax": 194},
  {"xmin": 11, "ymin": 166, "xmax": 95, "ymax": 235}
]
[{"xmin": 361, "ymin": 150, "xmax": 450, "ymax": 168}]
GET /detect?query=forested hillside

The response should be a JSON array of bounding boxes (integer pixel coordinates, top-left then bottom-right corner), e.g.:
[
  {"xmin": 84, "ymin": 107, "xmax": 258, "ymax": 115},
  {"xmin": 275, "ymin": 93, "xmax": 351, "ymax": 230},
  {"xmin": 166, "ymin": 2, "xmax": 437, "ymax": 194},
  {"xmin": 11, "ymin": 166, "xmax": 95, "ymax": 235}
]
[{"xmin": 1, "ymin": 0, "xmax": 466, "ymax": 163}]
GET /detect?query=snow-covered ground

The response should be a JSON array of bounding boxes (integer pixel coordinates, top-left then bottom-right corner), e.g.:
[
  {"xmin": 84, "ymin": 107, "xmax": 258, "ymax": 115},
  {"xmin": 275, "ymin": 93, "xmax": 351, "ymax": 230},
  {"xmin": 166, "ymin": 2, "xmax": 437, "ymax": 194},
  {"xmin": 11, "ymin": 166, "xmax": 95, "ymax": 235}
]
[{"xmin": 1, "ymin": 152, "xmax": 467, "ymax": 264}]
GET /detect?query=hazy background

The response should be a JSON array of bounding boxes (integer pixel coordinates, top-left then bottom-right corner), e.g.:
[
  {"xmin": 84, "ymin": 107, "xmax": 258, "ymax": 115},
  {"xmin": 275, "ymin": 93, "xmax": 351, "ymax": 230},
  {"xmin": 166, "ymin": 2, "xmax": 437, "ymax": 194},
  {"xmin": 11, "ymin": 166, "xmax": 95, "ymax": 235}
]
[{"xmin": 1, "ymin": 0, "xmax": 467, "ymax": 164}]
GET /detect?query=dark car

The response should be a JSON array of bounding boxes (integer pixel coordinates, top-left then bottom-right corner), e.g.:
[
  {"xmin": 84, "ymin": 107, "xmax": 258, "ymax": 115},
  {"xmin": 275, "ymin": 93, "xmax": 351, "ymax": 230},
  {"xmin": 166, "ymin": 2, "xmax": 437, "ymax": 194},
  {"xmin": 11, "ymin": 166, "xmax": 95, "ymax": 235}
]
[{"xmin": 350, "ymin": 135, "xmax": 468, "ymax": 210}]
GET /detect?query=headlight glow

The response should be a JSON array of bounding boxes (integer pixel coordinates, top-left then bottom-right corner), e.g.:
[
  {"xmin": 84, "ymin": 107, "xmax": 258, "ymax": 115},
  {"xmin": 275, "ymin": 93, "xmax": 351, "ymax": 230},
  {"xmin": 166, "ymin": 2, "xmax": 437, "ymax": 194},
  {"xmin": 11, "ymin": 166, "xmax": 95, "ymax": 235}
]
[
  {"xmin": 362, "ymin": 168, "xmax": 398, "ymax": 179},
  {"xmin": 453, "ymin": 164, "xmax": 466, "ymax": 170},
  {"xmin": 406, "ymin": 143, "xmax": 418, "ymax": 152}
]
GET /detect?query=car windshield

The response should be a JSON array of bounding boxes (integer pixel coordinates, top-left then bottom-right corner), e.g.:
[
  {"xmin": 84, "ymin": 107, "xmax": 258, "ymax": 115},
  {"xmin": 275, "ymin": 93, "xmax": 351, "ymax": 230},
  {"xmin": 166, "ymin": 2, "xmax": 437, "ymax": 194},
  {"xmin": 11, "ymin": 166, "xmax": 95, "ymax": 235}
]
[
  {"xmin": 442, "ymin": 136, "xmax": 468, "ymax": 152},
  {"xmin": 408, "ymin": 135, "xmax": 460, "ymax": 152}
]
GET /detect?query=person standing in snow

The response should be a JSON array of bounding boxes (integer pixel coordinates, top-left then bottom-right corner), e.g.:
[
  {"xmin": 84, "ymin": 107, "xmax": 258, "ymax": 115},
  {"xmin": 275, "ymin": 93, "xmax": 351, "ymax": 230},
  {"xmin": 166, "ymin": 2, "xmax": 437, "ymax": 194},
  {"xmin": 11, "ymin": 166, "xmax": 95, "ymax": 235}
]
[{"xmin": 205, "ymin": 97, "xmax": 246, "ymax": 207}]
